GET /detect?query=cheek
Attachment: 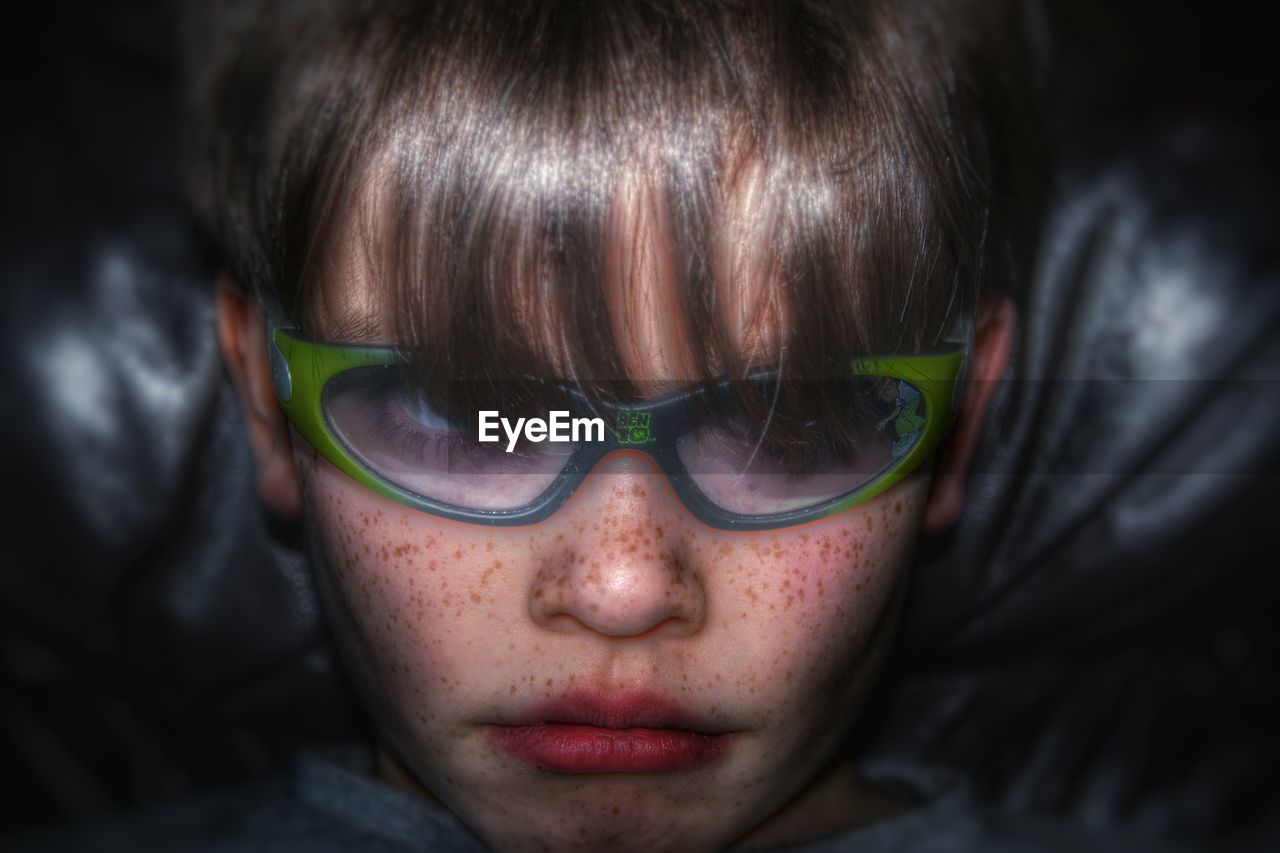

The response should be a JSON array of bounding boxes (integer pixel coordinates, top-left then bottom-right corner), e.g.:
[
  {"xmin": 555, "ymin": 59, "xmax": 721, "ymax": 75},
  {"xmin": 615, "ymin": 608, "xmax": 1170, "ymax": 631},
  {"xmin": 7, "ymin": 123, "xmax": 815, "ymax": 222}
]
[
  {"xmin": 295, "ymin": 456, "xmax": 516, "ymax": 734},
  {"xmin": 708, "ymin": 482, "xmax": 927, "ymax": 710}
]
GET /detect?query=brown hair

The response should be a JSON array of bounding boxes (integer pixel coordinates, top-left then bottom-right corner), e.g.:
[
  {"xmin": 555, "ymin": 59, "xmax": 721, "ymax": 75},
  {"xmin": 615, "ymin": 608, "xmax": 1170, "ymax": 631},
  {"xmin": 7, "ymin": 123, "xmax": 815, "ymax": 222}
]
[{"xmin": 187, "ymin": 0, "xmax": 1045, "ymax": 415}]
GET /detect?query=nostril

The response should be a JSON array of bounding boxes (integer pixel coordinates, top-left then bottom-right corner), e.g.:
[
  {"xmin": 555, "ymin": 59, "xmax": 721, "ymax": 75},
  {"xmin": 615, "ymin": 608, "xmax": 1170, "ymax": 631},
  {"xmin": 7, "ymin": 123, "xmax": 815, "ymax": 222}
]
[{"xmin": 541, "ymin": 609, "xmax": 696, "ymax": 641}]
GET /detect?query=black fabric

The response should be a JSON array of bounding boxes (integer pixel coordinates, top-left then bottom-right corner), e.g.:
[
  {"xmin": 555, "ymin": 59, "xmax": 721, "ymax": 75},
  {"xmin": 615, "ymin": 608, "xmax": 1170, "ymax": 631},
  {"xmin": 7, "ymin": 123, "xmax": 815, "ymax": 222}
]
[
  {"xmin": 0, "ymin": 2, "xmax": 368, "ymax": 830},
  {"xmin": 9, "ymin": 751, "xmax": 1158, "ymax": 853},
  {"xmin": 854, "ymin": 115, "xmax": 1280, "ymax": 839},
  {"xmin": 2, "ymin": 0, "xmax": 1277, "ymax": 845}
]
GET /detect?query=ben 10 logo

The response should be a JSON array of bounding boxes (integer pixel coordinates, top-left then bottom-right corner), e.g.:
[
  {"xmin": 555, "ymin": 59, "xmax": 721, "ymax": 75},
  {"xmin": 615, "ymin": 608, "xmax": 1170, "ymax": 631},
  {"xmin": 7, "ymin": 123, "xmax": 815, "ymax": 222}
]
[{"xmin": 615, "ymin": 411, "xmax": 654, "ymax": 445}]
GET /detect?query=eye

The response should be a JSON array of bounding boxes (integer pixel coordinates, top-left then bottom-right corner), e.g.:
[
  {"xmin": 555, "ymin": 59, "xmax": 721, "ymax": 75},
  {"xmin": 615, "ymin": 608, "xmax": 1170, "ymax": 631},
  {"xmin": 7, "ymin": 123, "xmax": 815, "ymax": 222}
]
[
  {"xmin": 673, "ymin": 375, "xmax": 927, "ymax": 517},
  {"xmin": 321, "ymin": 366, "xmax": 579, "ymax": 512},
  {"xmin": 397, "ymin": 389, "xmax": 458, "ymax": 433}
]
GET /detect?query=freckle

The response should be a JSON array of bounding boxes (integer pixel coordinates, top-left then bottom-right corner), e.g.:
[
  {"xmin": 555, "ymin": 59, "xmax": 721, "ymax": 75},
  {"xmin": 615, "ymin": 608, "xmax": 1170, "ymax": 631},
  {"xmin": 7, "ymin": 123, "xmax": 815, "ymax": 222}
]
[
  {"xmin": 486, "ymin": 541, "xmax": 494, "ymax": 552},
  {"xmin": 469, "ymin": 592, "xmax": 482, "ymax": 604},
  {"xmin": 454, "ymin": 549, "xmax": 464, "ymax": 560}
]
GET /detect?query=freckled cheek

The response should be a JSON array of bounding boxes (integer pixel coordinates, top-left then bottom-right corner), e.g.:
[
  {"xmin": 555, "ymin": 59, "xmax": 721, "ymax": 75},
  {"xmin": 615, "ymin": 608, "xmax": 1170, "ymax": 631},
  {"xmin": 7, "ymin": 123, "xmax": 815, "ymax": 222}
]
[
  {"xmin": 714, "ymin": 486, "xmax": 926, "ymax": 703},
  {"xmin": 299, "ymin": 478, "xmax": 516, "ymax": 719},
  {"xmin": 316, "ymin": 532, "xmax": 452, "ymax": 698}
]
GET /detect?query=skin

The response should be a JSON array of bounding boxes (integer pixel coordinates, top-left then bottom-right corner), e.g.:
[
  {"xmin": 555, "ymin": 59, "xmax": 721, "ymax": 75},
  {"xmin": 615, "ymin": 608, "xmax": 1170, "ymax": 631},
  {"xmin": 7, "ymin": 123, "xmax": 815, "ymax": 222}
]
[{"xmin": 217, "ymin": 187, "xmax": 1015, "ymax": 850}]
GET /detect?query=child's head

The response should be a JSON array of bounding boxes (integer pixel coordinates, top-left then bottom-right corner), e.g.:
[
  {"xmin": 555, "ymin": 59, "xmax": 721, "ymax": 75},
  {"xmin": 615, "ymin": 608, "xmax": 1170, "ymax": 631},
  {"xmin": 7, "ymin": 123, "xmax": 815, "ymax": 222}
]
[{"xmin": 194, "ymin": 1, "xmax": 1042, "ymax": 848}]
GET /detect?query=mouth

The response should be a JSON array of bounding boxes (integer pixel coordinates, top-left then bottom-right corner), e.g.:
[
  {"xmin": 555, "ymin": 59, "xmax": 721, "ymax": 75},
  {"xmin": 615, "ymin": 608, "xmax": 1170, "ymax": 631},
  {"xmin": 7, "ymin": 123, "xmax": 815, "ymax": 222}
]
[{"xmin": 486, "ymin": 690, "xmax": 735, "ymax": 773}]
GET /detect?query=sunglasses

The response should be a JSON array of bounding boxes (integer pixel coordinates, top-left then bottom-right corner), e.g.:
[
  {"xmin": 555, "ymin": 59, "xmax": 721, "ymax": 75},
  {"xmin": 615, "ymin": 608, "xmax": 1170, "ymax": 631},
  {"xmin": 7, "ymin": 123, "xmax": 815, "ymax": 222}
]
[{"xmin": 264, "ymin": 305, "xmax": 969, "ymax": 531}]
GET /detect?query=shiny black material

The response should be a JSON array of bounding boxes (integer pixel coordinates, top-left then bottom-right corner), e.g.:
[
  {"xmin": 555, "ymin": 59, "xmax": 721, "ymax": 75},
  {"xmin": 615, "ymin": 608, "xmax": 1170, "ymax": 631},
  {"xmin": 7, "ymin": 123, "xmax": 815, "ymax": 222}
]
[{"xmin": 2, "ymin": 0, "xmax": 1277, "ymax": 845}]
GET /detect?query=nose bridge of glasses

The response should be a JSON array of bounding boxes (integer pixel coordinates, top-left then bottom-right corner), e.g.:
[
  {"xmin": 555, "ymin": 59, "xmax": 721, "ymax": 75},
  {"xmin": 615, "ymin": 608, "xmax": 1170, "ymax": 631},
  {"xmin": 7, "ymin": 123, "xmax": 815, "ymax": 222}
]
[
  {"xmin": 564, "ymin": 447, "xmax": 684, "ymax": 518},
  {"xmin": 582, "ymin": 447, "xmax": 670, "ymax": 480}
]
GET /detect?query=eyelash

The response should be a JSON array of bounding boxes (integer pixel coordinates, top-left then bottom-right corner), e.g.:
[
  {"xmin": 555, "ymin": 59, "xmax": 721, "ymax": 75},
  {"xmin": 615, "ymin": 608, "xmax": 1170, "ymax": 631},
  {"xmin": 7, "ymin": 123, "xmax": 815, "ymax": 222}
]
[
  {"xmin": 367, "ymin": 392, "xmax": 541, "ymax": 464},
  {"xmin": 369, "ymin": 403, "xmax": 460, "ymax": 464}
]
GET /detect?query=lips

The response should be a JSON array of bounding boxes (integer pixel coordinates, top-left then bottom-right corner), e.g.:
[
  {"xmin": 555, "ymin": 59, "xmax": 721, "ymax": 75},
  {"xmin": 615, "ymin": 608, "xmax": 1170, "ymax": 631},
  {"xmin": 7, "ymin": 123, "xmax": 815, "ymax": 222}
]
[{"xmin": 487, "ymin": 690, "xmax": 733, "ymax": 773}]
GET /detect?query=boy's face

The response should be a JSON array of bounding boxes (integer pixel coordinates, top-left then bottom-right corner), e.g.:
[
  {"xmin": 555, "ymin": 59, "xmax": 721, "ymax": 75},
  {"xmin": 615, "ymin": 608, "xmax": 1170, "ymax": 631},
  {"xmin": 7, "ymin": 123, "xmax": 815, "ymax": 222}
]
[
  {"xmin": 297, "ymin": 444, "xmax": 928, "ymax": 850},
  {"xmin": 218, "ymin": 204, "xmax": 1011, "ymax": 851}
]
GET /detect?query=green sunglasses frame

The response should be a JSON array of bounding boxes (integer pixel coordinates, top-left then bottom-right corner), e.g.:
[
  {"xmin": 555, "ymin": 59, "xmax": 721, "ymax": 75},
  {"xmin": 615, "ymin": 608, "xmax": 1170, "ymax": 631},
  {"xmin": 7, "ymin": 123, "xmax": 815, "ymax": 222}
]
[{"xmin": 265, "ymin": 314, "xmax": 968, "ymax": 531}]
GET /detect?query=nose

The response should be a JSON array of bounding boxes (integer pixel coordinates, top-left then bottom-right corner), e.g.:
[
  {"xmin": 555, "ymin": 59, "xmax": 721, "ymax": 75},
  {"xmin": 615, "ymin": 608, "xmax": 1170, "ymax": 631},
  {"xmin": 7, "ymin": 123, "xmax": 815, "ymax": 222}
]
[{"xmin": 528, "ymin": 452, "xmax": 707, "ymax": 639}]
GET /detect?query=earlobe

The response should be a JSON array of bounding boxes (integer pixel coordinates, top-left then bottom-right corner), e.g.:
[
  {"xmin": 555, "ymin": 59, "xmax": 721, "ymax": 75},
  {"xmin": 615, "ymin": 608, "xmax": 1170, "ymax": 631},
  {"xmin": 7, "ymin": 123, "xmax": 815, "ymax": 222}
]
[
  {"xmin": 216, "ymin": 279, "xmax": 304, "ymax": 518},
  {"xmin": 921, "ymin": 299, "xmax": 1016, "ymax": 534}
]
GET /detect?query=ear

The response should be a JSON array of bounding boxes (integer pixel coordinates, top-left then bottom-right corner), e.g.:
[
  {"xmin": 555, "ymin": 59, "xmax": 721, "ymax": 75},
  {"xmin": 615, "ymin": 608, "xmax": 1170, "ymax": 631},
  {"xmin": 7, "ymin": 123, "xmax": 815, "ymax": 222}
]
[
  {"xmin": 216, "ymin": 278, "xmax": 304, "ymax": 517},
  {"xmin": 921, "ymin": 298, "xmax": 1016, "ymax": 533}
]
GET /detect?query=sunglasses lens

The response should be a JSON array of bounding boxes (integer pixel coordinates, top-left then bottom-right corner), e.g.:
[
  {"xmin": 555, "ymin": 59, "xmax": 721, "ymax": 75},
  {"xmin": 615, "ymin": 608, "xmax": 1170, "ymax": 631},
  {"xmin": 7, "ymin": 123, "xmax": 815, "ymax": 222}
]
[
  {"xmin": 675, "ymin": 376, "xmax": 927, "ymax": 516},
  {"xmin": 322, "ymin": 367, "xmax": 577, "ymax": 512}
]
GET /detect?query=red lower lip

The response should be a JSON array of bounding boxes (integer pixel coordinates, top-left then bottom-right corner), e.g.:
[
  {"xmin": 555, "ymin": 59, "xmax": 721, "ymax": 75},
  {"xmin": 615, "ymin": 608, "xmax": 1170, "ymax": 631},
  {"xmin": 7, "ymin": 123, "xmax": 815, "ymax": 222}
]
[{"xmin": 489, "ymin": 724, "xmax": 728, "ymax": 773}]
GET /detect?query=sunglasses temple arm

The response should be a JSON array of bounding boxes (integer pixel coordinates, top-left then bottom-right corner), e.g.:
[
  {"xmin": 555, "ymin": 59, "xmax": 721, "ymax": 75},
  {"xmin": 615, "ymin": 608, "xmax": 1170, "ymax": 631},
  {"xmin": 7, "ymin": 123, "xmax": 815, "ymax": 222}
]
[
  {"xmin": 259, "ymin": 293, "xmax": 296, "ymax": 404},
  {"xmin": 946, "ymin": 311, "xmax": 974, "ymax": 416}
]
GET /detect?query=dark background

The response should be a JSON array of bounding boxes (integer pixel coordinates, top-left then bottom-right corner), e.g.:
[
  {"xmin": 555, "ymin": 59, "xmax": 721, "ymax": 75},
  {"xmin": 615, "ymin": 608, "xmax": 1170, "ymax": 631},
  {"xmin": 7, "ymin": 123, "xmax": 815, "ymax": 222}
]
[{"xmin": 2, "ymin": 0, "xmax": 1277, "ymax": 845}]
